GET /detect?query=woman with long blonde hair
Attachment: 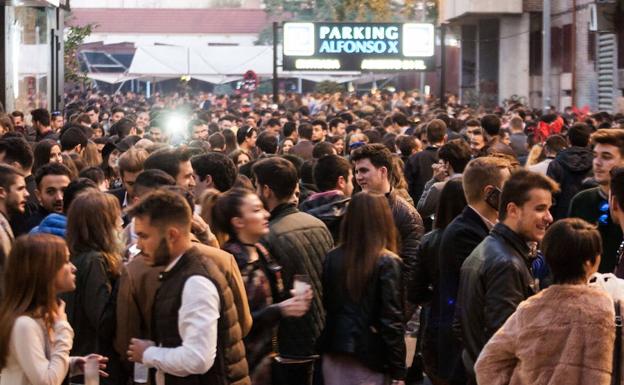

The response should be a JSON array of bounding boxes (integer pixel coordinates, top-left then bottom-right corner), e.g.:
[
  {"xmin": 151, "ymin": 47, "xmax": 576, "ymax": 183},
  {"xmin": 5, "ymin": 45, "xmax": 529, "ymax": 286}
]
[
  {"xmin": 0, "ymin": 234, "xmax": 107, "ymax": 385},
  {"xmin": 63, "ymin": 192, "xmax": 123, "ymax": 385}
]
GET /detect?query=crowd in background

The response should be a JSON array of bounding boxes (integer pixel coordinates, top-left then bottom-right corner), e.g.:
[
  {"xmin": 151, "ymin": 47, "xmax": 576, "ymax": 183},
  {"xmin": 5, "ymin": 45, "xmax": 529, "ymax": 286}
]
[{"xmin": 0, "ymin": 88, "xmax": 623, "ymax": 385}]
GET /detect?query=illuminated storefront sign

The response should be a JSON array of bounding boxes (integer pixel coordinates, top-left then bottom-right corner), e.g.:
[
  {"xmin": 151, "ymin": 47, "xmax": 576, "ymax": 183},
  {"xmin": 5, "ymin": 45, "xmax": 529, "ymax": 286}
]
[{"xmin": 283, "ymin": 22, "xmax": 434, "ymax": 72}]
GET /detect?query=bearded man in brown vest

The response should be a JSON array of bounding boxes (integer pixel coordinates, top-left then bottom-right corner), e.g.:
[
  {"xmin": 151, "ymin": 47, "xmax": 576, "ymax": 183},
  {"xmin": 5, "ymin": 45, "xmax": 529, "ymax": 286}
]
[{"xmin": 126, "ymin": 189, "xmax": 250, "ymax": 385}]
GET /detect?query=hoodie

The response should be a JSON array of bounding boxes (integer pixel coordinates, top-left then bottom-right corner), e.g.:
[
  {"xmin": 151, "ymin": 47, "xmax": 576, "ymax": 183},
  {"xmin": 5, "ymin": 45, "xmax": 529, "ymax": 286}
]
[{"xmin": 547, "ymin": 146, "xmax": 593, "ymax": 220}]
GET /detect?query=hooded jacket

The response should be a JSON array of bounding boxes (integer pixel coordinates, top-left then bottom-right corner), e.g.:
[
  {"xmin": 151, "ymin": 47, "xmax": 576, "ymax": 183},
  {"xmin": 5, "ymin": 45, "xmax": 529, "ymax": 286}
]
[
  {"xmin": 547, "ymin": 146, "xmax": 593, "ymax": 220},
  {"xmin": 299, "ymin": 191, "xmax": 350, "ymax": 243}
]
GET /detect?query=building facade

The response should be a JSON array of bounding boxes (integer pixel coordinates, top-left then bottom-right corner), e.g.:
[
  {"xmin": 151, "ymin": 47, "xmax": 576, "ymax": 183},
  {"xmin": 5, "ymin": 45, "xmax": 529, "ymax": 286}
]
[
  {"xmin": 441, "ymin": 0, "xmax": 624, "ymax": 112},
  {"xmin": 1, "ymin": 0, "xmax": 66, "ymax": 114}
]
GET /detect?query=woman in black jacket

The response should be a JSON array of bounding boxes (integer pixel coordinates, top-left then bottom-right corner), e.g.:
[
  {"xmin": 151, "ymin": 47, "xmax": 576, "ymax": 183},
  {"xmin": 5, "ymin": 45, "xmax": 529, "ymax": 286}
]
[
  {"xmin": 63, "ymin": 192, "xmax": 124, "ymax": 385},
  {"xmin": 319, "ymin": 192, "xmax": 406, "ymax": 385},
  {"xmin": 212, "ymin": 188, "xmax": 312, "ymax": 385}
]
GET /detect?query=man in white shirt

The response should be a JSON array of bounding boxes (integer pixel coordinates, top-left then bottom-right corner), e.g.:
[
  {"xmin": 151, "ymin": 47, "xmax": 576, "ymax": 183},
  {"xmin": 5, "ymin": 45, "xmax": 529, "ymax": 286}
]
[{"xmin": 126, "ymin": 189, "xmax": 250, "ymax": 385}]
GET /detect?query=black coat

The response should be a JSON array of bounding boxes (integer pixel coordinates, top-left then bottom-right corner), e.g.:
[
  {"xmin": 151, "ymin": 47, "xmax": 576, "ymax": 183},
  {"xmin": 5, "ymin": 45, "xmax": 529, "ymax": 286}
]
[
  {"xmin": 435, "ymin": 206, "xmax": 490, "ymax": 381},
  {"xmin": 455, "ymin": 223, "xmax": 538, "ymax": 375},
  {"xmin": 405, "ymin": 146, "xmax": 439, "ymax": 203},
  {"xmin": 319, "ymin": 247, "xmax": 406, "ymax": 380},
  {"xmin": 546, "ymin": 146, "xmax": 593, "ymax": 220},
  {"xmin": 61, "ymin": 250, "xmax": 123, "ymax": 385}
]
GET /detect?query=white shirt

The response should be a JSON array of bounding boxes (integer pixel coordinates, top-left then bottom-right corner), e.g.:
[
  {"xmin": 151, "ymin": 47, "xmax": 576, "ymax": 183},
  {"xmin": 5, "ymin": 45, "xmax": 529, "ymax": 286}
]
[
  {"xmin": 0, "ymin": 316, "xmax": 73, "ymax": 385},
  {"xmin": 142, "ymin": 254, "xmax": 220, "ymax": 385}
]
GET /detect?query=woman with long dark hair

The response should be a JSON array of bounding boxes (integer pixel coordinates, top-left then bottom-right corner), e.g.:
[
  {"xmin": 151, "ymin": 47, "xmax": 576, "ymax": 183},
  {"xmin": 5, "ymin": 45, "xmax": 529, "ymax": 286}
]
[
  {"xmin": 63, "ymin": 192, "xmax": 124, "ymax": 385},
  {"xmin": 408, "ymin": 179, "xmax": 467, "ymax": 385},
  {"xmin": 212, "ymin": 188, "xmax": 312, "ymax": 384},
  {"xmin": 0, "ymin": 234, "xmax": 107, "ymax": 385},
  {"xmin": 32, "ymin": 139, "xmax": 63, "ymax": 173},
  {"xmin": 319, "ymin": 192, "xmax": 406, "ymax": 385}
]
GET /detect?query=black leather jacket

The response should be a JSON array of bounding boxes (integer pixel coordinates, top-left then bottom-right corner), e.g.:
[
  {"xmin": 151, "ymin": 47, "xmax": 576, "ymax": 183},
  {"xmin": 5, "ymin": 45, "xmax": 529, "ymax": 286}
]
[
  {"xmin": 454, "ymin": 223, "xmax": 538, "ymax": 375},
  {"xmin": 318, "ymin": 247, "xmax": 406, "ymax": 380}
]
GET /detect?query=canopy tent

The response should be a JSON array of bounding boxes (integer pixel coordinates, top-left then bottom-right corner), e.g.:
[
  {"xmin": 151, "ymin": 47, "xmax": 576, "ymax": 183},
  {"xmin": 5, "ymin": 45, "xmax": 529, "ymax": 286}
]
[
  {"xmin": 126, "ymin": 45, "xmax": 388, "ymax": 84},
  {"xmin": 86, "ymin": 72, "xmax": 141, "ymax": 84}
]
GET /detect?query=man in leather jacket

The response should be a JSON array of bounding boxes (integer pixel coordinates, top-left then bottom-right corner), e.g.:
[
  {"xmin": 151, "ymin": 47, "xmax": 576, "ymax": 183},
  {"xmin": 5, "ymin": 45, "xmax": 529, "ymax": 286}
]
[{"xmin": 455, "ymin": 170, "xmax": 558, "ymax": 383}]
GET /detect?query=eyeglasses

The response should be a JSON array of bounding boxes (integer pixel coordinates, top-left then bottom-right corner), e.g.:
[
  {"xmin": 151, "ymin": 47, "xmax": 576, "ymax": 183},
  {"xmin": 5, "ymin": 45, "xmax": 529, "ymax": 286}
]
[{"xmin": 599, "ymin": 201, "xmax": 610, "ymax": 225}]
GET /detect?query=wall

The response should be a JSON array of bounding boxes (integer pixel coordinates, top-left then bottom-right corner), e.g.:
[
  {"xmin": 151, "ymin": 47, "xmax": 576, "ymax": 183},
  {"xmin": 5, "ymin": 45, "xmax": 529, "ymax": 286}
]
[
  {"xmin": 440, "ymin": 0, "xmax": 522, "ymax": 22},
  {"xmin": 498, "ymin": 13, "xmax": 530, "ymax": 105}
]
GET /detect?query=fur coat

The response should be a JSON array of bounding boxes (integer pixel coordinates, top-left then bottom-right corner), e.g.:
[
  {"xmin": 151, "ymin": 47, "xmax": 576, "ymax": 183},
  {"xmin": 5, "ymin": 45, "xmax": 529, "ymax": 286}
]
[{"xmin": 475, "ymin": 284, "xmax": 617, "ymax": 385}]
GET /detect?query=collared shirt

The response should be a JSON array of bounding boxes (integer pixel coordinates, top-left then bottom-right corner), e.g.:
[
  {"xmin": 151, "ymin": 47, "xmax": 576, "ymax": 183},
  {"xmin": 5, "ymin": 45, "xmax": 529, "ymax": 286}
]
[
  {"xmin": 468, "ymin": 205, "xmax": 496, "ymax": 231},
  {"xmin": 142, "ymin": 252, "xmax": 220, "ymax": 385}
]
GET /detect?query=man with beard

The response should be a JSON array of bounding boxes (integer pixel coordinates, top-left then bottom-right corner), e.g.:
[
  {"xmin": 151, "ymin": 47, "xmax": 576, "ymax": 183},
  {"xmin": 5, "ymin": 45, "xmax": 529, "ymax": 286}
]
[
  {"xmin": 124, "ymin": 189, "xmax": 251, "ymax": 385},
  {"xmin": 27, "ymin": 162, "xmax": 72, "ymax": 232},
  {"xmin": 0, "ymin": 164, "xmax": 29, "ymax": 279}
]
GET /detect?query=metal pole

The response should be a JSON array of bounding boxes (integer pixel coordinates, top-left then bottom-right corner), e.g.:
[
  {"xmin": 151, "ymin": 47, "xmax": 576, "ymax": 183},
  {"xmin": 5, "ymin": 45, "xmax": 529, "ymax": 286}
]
[
  {"xmin": 542, "ymin": 0, "xmax": 551, "ymax": 111},
  {"xmin": 440, "ymin": 23, "xmax": 446, "ymax": 109},
  {"xmin": 272, "ymin": 22, "xmax": 279, "ymax": 103}
]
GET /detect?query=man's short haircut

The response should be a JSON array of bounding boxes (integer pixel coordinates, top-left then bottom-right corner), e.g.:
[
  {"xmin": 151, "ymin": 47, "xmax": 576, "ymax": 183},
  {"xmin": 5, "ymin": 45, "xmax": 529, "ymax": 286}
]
[
  {"xmin": 426, "ymin": 119, "xmax": 446, "ymax": 144},
  {"xmin": 544, "ymin": 134, "xmax": 567, "ymax": 154},
  {"xmin": 591, "ymin": 128, "xmax": 624, "ymax": 156},
  {"xmin": 35, "ymin": 162, "xmax": 72, "ymax": 187},
  {"xmin": 111, "ymin": 106, "xmax": 125, "ymax": 115},
  {"xmin": 465, "ymin": 119, "xmax": 481, "ymax": 128},
  {"xmin": 543, "ymin": 218, "xmax": 601, "ymax": 284},
  {"xmin": 63, "ymin": 177, "xmax": 98, "ymax": 213},
  {"xmin": 329, "ymin": 118, "xmax": 345, "ymax": 130},
  {"xmin": 78, "ymin": 167, "xmax": 105, "ymax": 186},
  {"xmin": 298, "ymin": 123, "xmax": 313, "ymax": 140},
  {"xmin": 236, "ymin": 126, "xmax": 257, "ymax": 146},
  {"xmin": 266, "ymin": 118, "xmax": 280, "ymax": 128},
  {"xmin": 498, "ymin": 169, "xmax": 559, "ymax": 221},
  {"xmin": 11, "ymin": 111, "xmax": 24, "ymax": 119},
  {"xmin": 481, "ymin": 114, "xmax": 501, "ymax": 136},
  {"xmin": 568, "ymin": 123, "xmax": 591, "ymax": 147},
  {"xmin": 191, "ymin": 152, "xmax": 237, "ymax": 192},
  {"xmin": 127, "ymin": 188, "xmax": 192, "ymax": 229},
  {"xmin": 509, "ymin": 116, "xmax": 524, "ymax": 131},
  {"xmin": 397, "ymin": 135, "xmax": 418, "ymax": 157},
  {"xmin": 0, "ymin": 137, "xmax": 34, "ymax": 170},
  {"xmin": 85, "ymin": 105, "xmax": 99, "ymax": 114},
  {"xmin": 144, "ymin": 147, "xmax": 192, "ymax": 180},
  {"xmin": 118, "ymin": 148, "xmax": 148, "ymax": 177},
  {"xmin": 0, "ymin": 164, "xmax": 23, "ymax": 191},
  {"xmin": 462, "ymin": 156, "xmax": 511, "ymax": 204},
  {"xmin": 283, "ymin": 122, "xmax": 297, "ymax": 137},
  {"xmin": 31, "ymin": 108, "xmax": 51, "ymax": 126},
  {"xmin": 438, "ymin": 139, "xmax": 472, "ymax": 173},
  {"xmin": 312, "ymin": 141, "xmax": 336, "ymax": 159},
  {"xmin": 188, "ymin": 119, "xmax": 207, "ymax": 135},
  {"xmin": 256, "ymin": 132, "xmax": 278, "ymax": 154},
  {"xmin": 110, "ymin": 118, "xmax": 136, "ymax": 139},
  {"xmin": 60, "ymin": 127, "xmax": 88, "ymax": 152},
  {"xmin": 314, "ymin": 154, "xmax": 351, "ymax": 192},
  {"xmin": 208, "ymin": 132, "xmax": 225, "ymax": 150},
  {"xmin": 134, "ymin": 169, "xmax": 176, "ymax": 190},
  {"xmin": 252, "ymin": 157, "xmax": 298, "ymax": 200},
  {"xmin": 392, "ymin": 113, "xmax": 409, "ymax": 127},
  {"xmin": 311, "ymin": 119, "xmax": 328, "ymax": 131},
  {"xmin": 350, "ymin": 143, "xmax": 394, "ymax": 175}
]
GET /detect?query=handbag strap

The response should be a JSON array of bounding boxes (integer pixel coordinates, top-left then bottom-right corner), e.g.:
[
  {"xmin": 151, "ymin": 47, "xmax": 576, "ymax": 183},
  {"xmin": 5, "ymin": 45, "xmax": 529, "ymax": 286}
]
[{"xmin": 614, "ymin": 300, "xmax": 622, "ymax": 385}]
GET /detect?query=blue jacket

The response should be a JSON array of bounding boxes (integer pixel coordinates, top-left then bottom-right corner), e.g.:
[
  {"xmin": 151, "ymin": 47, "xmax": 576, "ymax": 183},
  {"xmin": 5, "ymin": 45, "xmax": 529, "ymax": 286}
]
[{"xmin": 29, "ymin": 213, "xmax": 67, "ymax": 238}]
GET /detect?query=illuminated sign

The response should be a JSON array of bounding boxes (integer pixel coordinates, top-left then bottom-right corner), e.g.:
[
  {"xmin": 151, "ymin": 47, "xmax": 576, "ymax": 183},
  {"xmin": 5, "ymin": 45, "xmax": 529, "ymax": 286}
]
[{"xmin": 283, "ymin": 22, "xmax": 435, "ymax": 72}]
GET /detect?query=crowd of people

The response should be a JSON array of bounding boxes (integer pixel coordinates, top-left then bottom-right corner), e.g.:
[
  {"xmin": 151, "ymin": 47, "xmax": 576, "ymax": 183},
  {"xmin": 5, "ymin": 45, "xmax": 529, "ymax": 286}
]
[{"xmin": 0, "ymin": 88, "xmax": 623, "ymax": 385}]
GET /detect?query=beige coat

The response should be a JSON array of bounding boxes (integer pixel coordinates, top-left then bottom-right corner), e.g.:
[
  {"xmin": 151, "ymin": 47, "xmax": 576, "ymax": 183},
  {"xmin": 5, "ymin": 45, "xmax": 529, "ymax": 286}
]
[{"xmin": 475, "ymin": 284, "xmax": 616, "ymax": 385}]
